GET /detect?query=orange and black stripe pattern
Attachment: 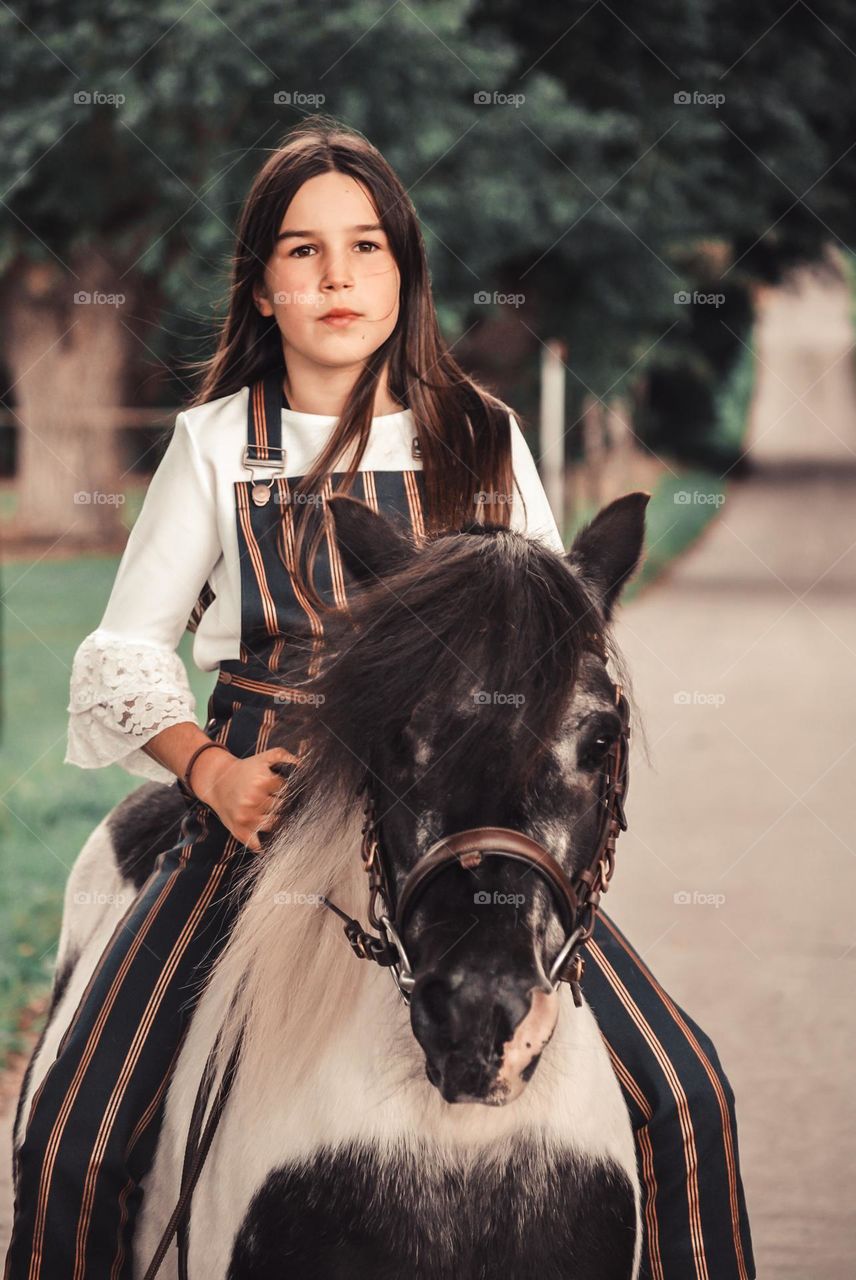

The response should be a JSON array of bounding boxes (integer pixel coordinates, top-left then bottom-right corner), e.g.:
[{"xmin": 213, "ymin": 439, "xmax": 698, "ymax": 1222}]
[
  {"xmin": 586, "ymin": 911, "xmax": 755, "ymax": 1279},
  {"xmin": 4, "ymin": 801, "xmax": 252, "ymax": 1276}
]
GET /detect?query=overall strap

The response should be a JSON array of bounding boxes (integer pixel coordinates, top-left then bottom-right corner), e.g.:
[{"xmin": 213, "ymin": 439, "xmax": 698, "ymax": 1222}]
[{"xmin": 246, "ymin": 368, "xmax": 288, "ymax": 457}]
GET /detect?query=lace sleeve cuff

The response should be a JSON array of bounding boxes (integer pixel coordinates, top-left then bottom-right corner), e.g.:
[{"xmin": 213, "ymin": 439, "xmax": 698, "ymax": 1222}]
[{"xmin": 64, "ymin": 630, "xmax": 199, "ymax": 785}]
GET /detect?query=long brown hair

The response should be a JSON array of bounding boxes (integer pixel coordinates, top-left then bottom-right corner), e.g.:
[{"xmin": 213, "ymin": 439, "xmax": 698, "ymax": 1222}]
[{"xmin": 185, "ymin": 115, "xmax": 520, "ymax": 612}]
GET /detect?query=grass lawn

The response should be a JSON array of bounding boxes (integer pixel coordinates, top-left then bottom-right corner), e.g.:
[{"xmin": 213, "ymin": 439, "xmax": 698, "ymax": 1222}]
[{"xmin": 0, "ymin": 554, "xmax": 214, "ymax": 1062}]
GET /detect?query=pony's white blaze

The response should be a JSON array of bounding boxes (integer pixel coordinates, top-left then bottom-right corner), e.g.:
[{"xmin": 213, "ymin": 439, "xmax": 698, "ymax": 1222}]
[{"xmin": 134, "ymin": 786, "xmax": 642, "ymax": 1278}]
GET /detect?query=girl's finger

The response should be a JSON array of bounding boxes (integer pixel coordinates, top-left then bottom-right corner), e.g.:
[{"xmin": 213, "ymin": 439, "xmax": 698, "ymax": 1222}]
[
  {"xmin": 261, "ymin": 746, "xmax": 300, "ymax": 765},
  {"xmin": 257, "ymin": 799, "xmax": 284, "ymax": 832}
]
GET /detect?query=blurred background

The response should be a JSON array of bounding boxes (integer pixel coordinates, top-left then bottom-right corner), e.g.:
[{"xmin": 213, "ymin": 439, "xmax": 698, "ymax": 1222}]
[{"xmin": 1, "ymin": 1, "xmax": 854, "ymax": 1273}]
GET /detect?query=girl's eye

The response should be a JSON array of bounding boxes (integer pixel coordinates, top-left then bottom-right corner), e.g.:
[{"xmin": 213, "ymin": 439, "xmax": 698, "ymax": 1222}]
[{"xmin": 288, "ymin": 240, "xmax": 383, "ymax": 259}]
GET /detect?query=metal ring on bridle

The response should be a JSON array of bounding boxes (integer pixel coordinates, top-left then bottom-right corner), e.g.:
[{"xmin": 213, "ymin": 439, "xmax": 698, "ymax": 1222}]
[
  {"xmin": 547, "ymin": 923, "xmax": 587, "ymax": 988},
  {"xmin": 379, "ymin": 914, "xmax": 416, "ymax": 994}
]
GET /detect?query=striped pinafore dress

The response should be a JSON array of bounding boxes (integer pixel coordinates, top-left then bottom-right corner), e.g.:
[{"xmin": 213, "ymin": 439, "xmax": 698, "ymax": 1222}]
[{"xmin": 5, "ymin": 370, "xmax": 755, "ymax": 1280}]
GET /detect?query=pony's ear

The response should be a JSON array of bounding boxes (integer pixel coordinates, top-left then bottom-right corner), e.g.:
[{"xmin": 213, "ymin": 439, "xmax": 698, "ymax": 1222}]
[
  {"xmin": 567, "ymin": 491, "xmax": 650, "ymax": 621},
  {"xmin": 325, "ymin": 494, "xmax": 417, "ymax": 585}
]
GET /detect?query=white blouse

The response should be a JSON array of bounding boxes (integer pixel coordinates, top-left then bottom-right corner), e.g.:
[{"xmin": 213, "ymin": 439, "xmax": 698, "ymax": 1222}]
[{"xmin": 65, "ymin": 384, "xmax": 565, "ymax": 785}]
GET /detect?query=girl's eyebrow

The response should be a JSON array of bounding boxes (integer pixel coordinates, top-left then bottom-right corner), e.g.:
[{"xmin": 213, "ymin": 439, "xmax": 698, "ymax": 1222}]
[{"xmin": 276, "ymin": 223, "xmax": 385, "ymax": 241}]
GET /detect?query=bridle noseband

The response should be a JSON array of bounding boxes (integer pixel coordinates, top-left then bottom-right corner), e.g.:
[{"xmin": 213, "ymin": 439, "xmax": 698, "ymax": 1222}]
[{"xmin": 321, "ymin": 684, "xmax": 631, "ymax": 1008}]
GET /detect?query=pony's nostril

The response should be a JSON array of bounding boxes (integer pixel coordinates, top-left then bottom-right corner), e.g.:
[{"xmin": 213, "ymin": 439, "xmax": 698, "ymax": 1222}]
[
  {"xmin": 414, "ymin": 976, "xmax": 532, "ymax": 1064},
  {"xmin": 413, "ymin": 975, "xmax": 472, "ymax": 1050},
  {"xmin": 417, "ymin": 976, "xmax": 452, "ymax": 1027}
]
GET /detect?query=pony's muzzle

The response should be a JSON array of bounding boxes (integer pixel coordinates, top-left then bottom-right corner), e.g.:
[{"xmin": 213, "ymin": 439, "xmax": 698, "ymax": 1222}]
[{"xmin": 411, "ymin": 968, "xmax": 559, "ymax": 1104}]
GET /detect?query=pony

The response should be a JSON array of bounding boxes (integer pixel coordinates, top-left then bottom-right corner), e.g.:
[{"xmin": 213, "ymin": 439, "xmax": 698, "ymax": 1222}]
[{"xmin": 14, "ymin": 490, "xmax": 650, "ymax": 1279}]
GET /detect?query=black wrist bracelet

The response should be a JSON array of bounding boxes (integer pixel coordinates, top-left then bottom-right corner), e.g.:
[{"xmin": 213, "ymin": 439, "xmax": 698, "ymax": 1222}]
[{"xmin": 181, "ymin": 741, "xmax": 231, "ymax": 802}]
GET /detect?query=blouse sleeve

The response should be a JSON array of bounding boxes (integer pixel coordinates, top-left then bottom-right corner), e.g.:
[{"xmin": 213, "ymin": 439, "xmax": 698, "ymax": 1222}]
[
  {"xmin": 508, "ymin": 412, "xmax": 566, "ymax": 553},
  {"xmin": 65, "ymin": 410, "xmax": 222, "ymax": 785}
]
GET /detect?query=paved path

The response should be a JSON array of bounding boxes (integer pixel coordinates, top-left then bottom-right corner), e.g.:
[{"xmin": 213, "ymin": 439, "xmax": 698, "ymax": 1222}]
[
  {"xmin": 3, "ymin": 262, "xmax": 854, "ymax": 1273},
  {"xmin": 605, "ymin": 259, "xmax": 856, "ymax": 1277}
]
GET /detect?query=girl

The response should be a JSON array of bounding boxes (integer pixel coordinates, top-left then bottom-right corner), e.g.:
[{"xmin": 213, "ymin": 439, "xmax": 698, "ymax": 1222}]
[{"xmin": 5, "ymin": 117, "xmax": 754, "ymax": 1279}]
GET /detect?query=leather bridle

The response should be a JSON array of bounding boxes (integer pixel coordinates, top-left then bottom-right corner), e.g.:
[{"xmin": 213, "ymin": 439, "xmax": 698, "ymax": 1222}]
[{"xmin": 320, "ymin": 683, "xmax": 631, "ymax": 1008}]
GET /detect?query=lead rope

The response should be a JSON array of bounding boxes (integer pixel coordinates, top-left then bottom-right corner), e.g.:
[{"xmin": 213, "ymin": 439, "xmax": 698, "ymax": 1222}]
[
  {"xmin": 175, "ymin": 1024, "xmax": 227, "ymax": 1280},
  {"xmin": 141, "ymin": 1028, "xmax": 244, "ymax": 1280}
]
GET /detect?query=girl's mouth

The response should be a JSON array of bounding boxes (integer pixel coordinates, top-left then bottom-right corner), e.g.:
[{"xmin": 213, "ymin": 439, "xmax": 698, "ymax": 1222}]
[{"xmin": 319, "ymin": 311, "xmax": 362, "ymax": 328}]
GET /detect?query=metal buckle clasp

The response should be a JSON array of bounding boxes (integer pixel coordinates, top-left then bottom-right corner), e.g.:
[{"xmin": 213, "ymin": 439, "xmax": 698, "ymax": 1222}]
[
  {"xmin": 241, "ymin": 444, "xmax": 288, "ymax": 507},
  {"xmin": 241, "ymin": 443, "xmax": 288, "ymax": 472}
]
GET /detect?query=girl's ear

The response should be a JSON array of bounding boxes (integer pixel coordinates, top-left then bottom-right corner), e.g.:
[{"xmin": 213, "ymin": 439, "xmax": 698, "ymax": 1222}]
[
  {"xmin": 325, "ymin": 494, "xmax": 416, "ymax": 585},
  {"xmin": 253, "ymin": 281, "xmax": 274, "ymax": 317}
]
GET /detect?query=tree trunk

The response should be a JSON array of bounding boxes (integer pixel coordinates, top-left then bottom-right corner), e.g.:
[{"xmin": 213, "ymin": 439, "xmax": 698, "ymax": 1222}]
[{"xmin": 3, "ymin": 251, "xmax": 132, "ymax": 547}]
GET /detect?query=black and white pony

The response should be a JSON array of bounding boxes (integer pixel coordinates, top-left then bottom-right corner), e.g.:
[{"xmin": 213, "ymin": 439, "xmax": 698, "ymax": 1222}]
[{"xmin": 16, "ymin": 491, "xmax": 650, "ymax": 1279}]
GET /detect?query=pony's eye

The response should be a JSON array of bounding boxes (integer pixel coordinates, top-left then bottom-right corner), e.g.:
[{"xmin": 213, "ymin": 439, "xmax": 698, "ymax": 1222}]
[{"xmin": 578, "ymin": 732, "xmax": 616, "ymax": 772}]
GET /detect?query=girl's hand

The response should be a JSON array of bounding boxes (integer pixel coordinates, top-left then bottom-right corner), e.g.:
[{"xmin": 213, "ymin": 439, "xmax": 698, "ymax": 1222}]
[{"xmin": 190, "ymin": 746, "xmax": 299, "ymax": 852}]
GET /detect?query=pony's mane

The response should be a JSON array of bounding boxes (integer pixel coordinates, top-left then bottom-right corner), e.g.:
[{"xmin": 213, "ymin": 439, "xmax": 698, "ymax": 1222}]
[
  {"xmin": 288, "ymin": 523, "xmax": 614, "ymax": 803},
  {"xmin": 205, "ymin": 526, "xmax": 624, "ymax": 1096}
]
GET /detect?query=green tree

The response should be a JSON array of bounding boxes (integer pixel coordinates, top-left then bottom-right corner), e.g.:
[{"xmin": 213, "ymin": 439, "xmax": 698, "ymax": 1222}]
[{"xmin": 470, "ymin": 0, "xmax": 856, "ymax": 463}]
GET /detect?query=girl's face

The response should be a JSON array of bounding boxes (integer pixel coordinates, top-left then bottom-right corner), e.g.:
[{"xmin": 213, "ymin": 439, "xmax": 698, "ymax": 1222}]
[{"xmin": 255, "ymin": 171, "xmax": 401, "ymax": 371}]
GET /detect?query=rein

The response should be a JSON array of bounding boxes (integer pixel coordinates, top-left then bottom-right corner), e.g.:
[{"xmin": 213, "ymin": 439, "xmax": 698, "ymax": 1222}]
[{"xmin": 320, "ymin": 683, "xmax": 631, "ymax": 1008}]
